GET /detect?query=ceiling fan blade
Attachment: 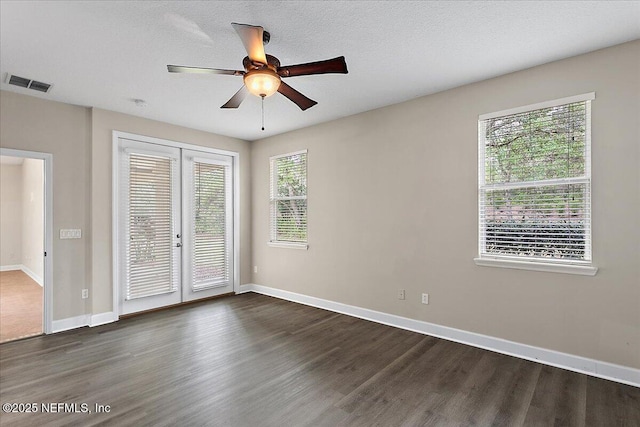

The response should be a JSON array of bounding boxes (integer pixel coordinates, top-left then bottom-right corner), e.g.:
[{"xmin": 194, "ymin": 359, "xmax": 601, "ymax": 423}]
[
  {"xmin": 231, "ymin": 22, "xmax": 267, "ymax": 65},
  {"xmin": 278, "ymin": 56, "xmax": 348, "ymax": 77},
  {"xmin": 221, "ymin": 86, "xmax": 248, "ymax": 109},
  {"xmin": 278, "ymin": 81, "xmax": 317, "ymax": 111},
  {"xmin": 167, "ymin": 65, "xmax": 244, "ymax": 76}
]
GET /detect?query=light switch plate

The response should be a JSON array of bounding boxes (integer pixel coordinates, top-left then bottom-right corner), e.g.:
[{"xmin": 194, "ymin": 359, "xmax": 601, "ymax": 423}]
[{"xmin": 60, "ymin": 229, "xmax": 82, "ymax": 239}]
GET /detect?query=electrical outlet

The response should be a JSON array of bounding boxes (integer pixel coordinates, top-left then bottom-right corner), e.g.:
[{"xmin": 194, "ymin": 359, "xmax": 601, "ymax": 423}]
[
  {"xmin": 398, "ymin": 289, "xmax": 405, "ymax": 300},
  {"xmin": 253, "ymin": 266, "xmax": 258, "ymax": 273},
  {"xmin": 82, "ymin": 289, "xmax": 89, "ymax": 299},
  {"xmin": 421, "ymin": 293, "xmax": 429, "ymax": 304}
]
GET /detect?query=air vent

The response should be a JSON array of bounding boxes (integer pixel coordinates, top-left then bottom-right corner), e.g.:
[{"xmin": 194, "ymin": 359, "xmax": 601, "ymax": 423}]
[
  {"xmin": 28, "ymin": 80, "xmax": 51, "ymax": 92},
  {"xmin": 6, "ymin": 74, "xmax": 52, "ymax": 93},
  {"xmin": 8, "ymin": 75, "xmax": 30, "ymax": 88}
]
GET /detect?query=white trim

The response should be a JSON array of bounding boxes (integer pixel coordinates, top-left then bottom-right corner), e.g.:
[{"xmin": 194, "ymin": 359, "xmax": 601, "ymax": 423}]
[
  {"xmin": 112, "ymin": 136, "xmax": 120, "ymax": 319},
  {"xmin": 584, "ymin": 100, "xmax": 593, "ymax": 261},
  {"xmin": 237, "ymin": 284, "xmax": 253, "ymax": 294},
  {"xmin": 0, "ymin": 264, "xmax": 23, "ymax": 271},
  {"xmin": 267, "ymin": 241, "xmax": 309, "ymax": 250},
  {"xmin": 240, "ymin": 284, "xmax": 639, "ymax": 388},
  {"xmin": 1, "ymin": 148, "xmax": 53, "ymax": 335},
  {"xmin": 44, "ymin": 153, "xmax": 53, "ymax": 334},
  {"xmin": 21, "ymin": 264, "xmax": 43, "ymax": 286},
  {"xmin": 50, "ymin": 312, "xmax": 117, "ymax": 333},
  {"xmin": 479, "ymin": 92, "xmax": 596, "ymax": 120},
  {"xmin": 269, "ymin": 149, "xmax": 308, "ymax": 161},
  {"xmin": 233, "ymin": 154, "xmax": 240, "ymax": 294},
  {"xmin": 52, "ymin": 315, "xmax": 89, "ymax": 333},
  {"xmin": 482, "ymin": 176, "xmax": 589, "ymax": 191},
  {"xmin": 114, "ymin": 131, "xmax": 239, "ymax": 158},
  {"xmin": 474, "ymin": 257, "xmax": 598, "ymax": 275},
  {"xmin": 90, "ymin": 311, "xmax": 118, "ymax": 327}
]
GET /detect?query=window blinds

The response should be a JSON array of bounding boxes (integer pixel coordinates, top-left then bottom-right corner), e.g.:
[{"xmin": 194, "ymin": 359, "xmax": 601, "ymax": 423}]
[
  {"xmin": 479, "ymin": 97, "xmax": 592, "ymax": 262},
  {"xmin": 270, "ymin": 151, "xmax": 307, "ymax": 243},
  {"xmin": 191, "ymin": 161, "xmax": 229, "ymax": 290},
  {"xmin": 124, "ymin": 153, "xmax": 179, "ymax": 300}
]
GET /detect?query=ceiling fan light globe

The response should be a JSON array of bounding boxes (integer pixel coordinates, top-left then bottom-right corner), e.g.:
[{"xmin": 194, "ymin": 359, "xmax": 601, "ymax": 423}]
[{"xmin": 244, "ymin": 69, "xmax": 281, "ymax": 98}]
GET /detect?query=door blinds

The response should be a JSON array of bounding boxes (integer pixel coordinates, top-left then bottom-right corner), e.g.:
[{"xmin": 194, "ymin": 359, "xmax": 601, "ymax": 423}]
[
  {"xmin": 191, "ymin": 160, "xmax": 230, "ymax": 290},
  {"xmin": 124, "ymin": 152, "xmax": 179, "ymax": 299}
]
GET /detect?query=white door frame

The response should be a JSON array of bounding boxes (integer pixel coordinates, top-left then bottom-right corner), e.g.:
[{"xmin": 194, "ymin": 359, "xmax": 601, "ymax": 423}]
[
  {"xmin": 112, "ymin": 131, "xmax": 240, "ymax": 318},
  {"xmin": 0, "ymin": 147, "xmax": 53, "ymax": 334}
]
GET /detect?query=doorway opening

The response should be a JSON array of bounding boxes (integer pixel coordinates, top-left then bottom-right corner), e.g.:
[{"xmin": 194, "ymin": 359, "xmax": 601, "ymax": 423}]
[{"xmin": 0, "ymin": 150, "xmax": 52, "ymax": 342}]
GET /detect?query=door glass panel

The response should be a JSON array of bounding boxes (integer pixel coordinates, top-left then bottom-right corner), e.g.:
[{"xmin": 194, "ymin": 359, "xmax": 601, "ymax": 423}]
[
  {"xmin": 192, "ymin": 161, "xmax": 229, "ymax": 290},
  {"xmin": 125, "ymin": 153, "xmax": 178, "ymax": 299}
]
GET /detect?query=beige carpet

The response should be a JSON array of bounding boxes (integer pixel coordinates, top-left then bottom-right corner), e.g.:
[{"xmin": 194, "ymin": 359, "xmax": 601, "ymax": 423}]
[{"xmin": 0, "ymin": 270, "xmax": 43, "ymax": 343}]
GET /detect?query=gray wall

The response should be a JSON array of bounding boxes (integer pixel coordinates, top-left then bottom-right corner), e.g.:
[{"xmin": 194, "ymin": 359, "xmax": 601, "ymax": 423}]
[
  {"xmin": 21, "ymin": 158, "xmax": 44, "ymax": 282},
  {"xmin": 1, "ymin": 92, "xmax": 89, "ymax": 318},
  {"xmin": 0, "ymin": 163, "xmax": 23, "ymax": 267},
  {"xmin": 251, "ymin": 41, "xmax": 640, "ymax": 369},
  {"xmin": 0, "ymin": 91, "xmax": 251, "ymax": 320}
]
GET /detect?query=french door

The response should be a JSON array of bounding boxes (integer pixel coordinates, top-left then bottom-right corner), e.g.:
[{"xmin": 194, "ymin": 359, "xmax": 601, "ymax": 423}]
[
  {"xmin": 181, "ymin": 150, "xmax": 234, "ymax": 302},
  {"xmin": 118, "ymin": 139, "xmax": 234, "ymax": 315}
]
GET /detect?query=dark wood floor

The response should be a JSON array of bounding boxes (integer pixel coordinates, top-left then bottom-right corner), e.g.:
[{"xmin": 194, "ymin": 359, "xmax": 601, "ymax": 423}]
[{"xmin": 0, "ymin": 293, "xmax": 638, "ymax": 426}]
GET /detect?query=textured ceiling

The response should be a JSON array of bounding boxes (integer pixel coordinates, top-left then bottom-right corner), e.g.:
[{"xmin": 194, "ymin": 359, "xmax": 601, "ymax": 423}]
[{"xmin": 1, "ymin": 1, "xmax": 639, "ymax": 141}]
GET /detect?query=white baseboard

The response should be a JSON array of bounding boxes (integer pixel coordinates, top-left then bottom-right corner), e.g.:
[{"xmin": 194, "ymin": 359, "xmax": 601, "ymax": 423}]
[
  {"xmin": 52, "ymin": 315, "xmax": 90, "ymax": 333},
  {"xmin": 0, "ymin": 264, "xmax": 43, "ymax": 286},
  {"xmin": 240, "ymin": 283, "xmax": 640, "ymax": 388},
  {"xmin": 21, "ymin": 265, "xmax": 43, "ymax": 287},
  {"xmin": 51, "ymin": 311, "xmax": 118, "ymax": 333},
  {"xmin": 90, "ymin": 311, "xmax": 118, "ymax": 327}
]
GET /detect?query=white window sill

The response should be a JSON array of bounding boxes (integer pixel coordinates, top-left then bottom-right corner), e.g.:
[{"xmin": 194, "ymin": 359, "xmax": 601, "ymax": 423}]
[
  {"xmin": 474, "ymin": 257, "xmax": 598, "ymax": 276},
  {"xmin": 268, "ymin": 241, "xmax": 308, "ymax": 250}
]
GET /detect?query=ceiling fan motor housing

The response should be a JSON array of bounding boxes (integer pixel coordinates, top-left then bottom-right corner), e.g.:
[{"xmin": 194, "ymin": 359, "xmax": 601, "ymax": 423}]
[{"xmin": 243, "ymin": 54, "xmax": 281, "ymax": 71}]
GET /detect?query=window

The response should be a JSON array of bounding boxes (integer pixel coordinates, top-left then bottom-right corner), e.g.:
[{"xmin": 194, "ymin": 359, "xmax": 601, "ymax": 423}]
[
  {"xmin": 476, "ymin": 93, "xmax": 597, "ymax": 275},
  {"xmin": 269, "ymin": 150, "xmax": 308, "ymax": 249}
]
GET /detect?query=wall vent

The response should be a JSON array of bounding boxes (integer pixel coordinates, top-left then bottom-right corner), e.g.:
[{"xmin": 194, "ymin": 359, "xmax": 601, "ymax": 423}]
[{"xmin": 6, "ymin": 74, "xmax": 52, "ymax": 93}]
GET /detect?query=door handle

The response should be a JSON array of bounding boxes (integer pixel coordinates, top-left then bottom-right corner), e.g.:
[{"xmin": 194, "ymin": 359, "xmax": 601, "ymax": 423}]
[{"xmin": 176, "ymin": 243, "xmax": 182, "ymax": 248}]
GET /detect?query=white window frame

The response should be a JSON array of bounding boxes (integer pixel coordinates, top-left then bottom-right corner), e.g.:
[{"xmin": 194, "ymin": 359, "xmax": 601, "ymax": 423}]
[
  {"xmin": 268, "ymin": 149, "xmax": 308, "ymax": 250},
  {"xmin": 474, "ymin": 93, "xmax": 598, "ymax": 276}
]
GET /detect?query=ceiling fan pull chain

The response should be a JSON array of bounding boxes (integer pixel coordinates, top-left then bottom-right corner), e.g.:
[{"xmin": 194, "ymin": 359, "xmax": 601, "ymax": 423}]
[{"xmin": 261, "ymin": 95, "xmax": 265, "ymax": 131}]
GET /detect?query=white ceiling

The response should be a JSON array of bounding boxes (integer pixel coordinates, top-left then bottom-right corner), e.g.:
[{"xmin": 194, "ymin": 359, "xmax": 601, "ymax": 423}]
[{"xmin": 1, "ymin": 1, "xmax": 638, "ymax": 141}]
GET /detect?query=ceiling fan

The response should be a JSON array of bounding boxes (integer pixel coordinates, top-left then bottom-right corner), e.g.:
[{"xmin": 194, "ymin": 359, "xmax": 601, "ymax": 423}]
[{"xmin": 167, "ymin": 22, "xmax": 348, "ymax": 111}]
